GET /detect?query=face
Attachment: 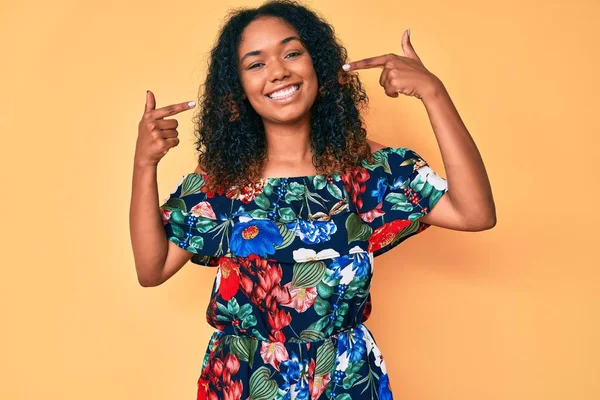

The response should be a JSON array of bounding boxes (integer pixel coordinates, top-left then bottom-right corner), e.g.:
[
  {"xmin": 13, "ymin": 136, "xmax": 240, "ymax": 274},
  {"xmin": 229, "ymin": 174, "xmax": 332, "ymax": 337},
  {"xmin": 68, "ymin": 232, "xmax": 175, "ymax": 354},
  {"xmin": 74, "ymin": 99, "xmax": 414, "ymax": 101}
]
[{"xmin": 237, "ymin": 16, "xmax": 319, "ymax": 125}]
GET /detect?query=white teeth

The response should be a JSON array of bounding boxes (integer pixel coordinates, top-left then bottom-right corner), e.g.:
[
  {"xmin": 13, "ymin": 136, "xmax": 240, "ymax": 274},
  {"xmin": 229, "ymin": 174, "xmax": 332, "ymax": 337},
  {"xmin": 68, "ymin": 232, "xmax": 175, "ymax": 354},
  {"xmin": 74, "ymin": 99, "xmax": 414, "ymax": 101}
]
[{"xmin": 268, "ymin": 85, "xmax": 299, "ymax": 99}]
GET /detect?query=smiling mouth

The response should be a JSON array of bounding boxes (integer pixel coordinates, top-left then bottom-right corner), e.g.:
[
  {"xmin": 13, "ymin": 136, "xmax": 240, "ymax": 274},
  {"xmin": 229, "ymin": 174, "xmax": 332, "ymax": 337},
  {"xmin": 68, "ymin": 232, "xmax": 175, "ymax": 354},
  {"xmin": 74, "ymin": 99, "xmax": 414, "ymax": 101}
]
[{"xmin": 265, "ymin": 84, "xmax": 301, "ymax": 100}]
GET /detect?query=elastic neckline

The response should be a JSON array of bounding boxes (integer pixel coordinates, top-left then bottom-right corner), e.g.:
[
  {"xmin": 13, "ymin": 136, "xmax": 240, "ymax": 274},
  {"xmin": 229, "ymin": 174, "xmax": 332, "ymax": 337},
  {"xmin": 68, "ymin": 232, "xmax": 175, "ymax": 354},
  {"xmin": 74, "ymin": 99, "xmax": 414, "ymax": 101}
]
[{"xmin": 193, "ymin": 146, "xmax": 392, "ymax": 182}]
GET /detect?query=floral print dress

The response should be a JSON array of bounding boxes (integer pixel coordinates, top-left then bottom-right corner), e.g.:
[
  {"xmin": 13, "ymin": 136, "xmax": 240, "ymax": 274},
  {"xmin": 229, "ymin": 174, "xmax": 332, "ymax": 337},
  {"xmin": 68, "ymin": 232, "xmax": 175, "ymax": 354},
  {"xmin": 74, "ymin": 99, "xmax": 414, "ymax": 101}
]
[{"xmin": 159, "ymin": 146, "xmax": 448, "ymax": 400}]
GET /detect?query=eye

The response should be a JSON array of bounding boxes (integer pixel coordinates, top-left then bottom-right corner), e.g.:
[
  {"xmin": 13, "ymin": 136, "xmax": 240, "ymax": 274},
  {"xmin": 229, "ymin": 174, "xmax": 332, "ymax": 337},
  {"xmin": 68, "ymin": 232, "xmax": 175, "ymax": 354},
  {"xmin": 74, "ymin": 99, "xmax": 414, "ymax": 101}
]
[{"xmin": 247, "ymin": 51, "xmax": 303, "ymax": 70}]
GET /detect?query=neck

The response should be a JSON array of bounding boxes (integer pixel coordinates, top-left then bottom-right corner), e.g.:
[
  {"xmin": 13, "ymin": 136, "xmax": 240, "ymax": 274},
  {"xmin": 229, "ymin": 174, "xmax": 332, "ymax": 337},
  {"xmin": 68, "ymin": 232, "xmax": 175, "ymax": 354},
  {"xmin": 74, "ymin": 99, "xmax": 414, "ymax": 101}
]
[{"xmin": 262, "ymin": 116, "xmax": 313, "ymax": 162}]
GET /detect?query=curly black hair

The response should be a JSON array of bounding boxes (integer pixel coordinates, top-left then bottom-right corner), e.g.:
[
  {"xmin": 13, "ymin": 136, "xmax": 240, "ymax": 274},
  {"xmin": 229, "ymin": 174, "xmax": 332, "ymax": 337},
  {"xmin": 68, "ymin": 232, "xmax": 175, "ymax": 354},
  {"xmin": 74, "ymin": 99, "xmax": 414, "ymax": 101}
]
[{"xmin": 193, "ymin": 0, "xmax": 376, "ymax": 193}]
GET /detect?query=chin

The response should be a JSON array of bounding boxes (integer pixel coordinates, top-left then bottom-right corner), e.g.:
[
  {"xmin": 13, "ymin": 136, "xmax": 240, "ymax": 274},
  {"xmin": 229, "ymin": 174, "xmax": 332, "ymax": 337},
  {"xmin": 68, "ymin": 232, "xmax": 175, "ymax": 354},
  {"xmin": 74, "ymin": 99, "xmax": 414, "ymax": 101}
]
[{"xmin": 265, "ymin": 110, "xmax": 311, "ymax": 124}]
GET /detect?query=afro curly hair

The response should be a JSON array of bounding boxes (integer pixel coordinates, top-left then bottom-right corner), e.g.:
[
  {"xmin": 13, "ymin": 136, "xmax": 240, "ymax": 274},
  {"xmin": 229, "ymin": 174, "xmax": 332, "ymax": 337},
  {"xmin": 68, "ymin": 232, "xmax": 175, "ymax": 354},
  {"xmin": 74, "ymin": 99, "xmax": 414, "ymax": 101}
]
[{"xmin": 192, "ymin": 0, "xmax": 377, "ymax": 193}]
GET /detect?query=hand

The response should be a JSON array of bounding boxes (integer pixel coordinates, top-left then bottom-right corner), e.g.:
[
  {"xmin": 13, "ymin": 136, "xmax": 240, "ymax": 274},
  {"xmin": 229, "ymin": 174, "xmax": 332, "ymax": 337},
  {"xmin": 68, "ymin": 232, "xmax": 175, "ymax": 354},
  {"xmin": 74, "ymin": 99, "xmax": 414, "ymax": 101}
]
[
  {"xmin": 342, "ymin": 29, "xmax": 441, "ymax": 100},
  {"xmin": 135, "ymin": 90, "xmax": 196, "ymax": 167}
]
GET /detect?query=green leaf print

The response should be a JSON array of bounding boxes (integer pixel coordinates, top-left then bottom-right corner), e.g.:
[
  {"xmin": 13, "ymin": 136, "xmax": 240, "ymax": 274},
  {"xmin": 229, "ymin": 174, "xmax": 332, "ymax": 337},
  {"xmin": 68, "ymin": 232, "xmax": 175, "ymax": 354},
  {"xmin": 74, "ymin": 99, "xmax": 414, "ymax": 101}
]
[
  {"xmin": 278, "ymin": 207, "xmax": 297, "ymax": 223},
  {"xmin": 322, "ymin": 269, "xmax": 340, "ymax": 287},
  {"xmin": 332, "ymin": 394, "xmax": 351, "ymax": 400},
  {"xmin": 409, "ymin": 170, "xmax": 427, "ymax": 191},
  {"xmin": 334, "ymin": 303, "xmax": 350, "ymax": 328},
  {"xmin": 167, "ymin": 224, "xmax": 185, "ymax": 240},
  {"xmin": 188, "ymin": 235, "xmax": 204, "ymax": 250},
  {"xmin": 313, "ymin": 296, "xmax": 331, "ymax": 316},
  {"xmin": 284, "ymin": 182, "xmax": 305, "ymax": 202},
  {"xmin": 384, "ymin": 192, "xmax": 411, "ymax": 211},
  {"xmin": 216, "ymin": 301, "xmax": 233, "ymax": 317},
  {"xmin": 296, "ymin": 329, "xmax": 325, "ymax": 342},
  {"xmin": 262, "ymin": 183, "xmax": 274, "ymax": 196},
  {"xmin": 227, "ymin": 298, "xmax": 240, "ymax": 315},
  {"xmin": 362, "ymin": 149, "xmax": 392, "ymax": 174},
  {"xmin": 316, "ymin": 281, "xmax": 334, "ymax": 299},
  {"xmin": 343, "ymin": 278, "xmax": 368, "ymax": 299},
  {"xmin": 326, "ymin": 183, "xmax": 344, "ymax": 200},
  {"xmin": 254, "ymin": 192, "xmax": 271, "ymax": 210},
  {"xmin": 291, "ymin": 261, "xmax": 327, "ymax": 289},
  {"xmin": 307, "ymin": 315, "xmax": 331, "ymax": 332},
  {"xmin": 168, "ymin": 209, "xmax": 186, "ymax": 224},
  {"xmin": 249, "ymin": 366, "xmax": 279, "ymax": 400},
  {"xmin": 195, "ymin": 217, "xmax": 217, "ymax": 233},
  {"xmin": 314, "ymin": 339, "xmax": 336, "ymax": 377},
  {"xmin": 241, "ymin": 315, "xmax": 257, "ymax": 329},
  {"xmin": 164, "ymin": 198, "xmax": 187, "ymax": 213},
  {"xmin": 238, "ymin": 303, "xmax": 253, "ymax": 320},
  {"xmin": 181, "ymin": 174, "xmax": 204, "ymax": 197},
  {"xmin": 312, "ymin": 175, "xmax": 327, "ymax": 190},
  {"xmin": 274, "ymin": 222, "xmax": 296, "ymax": 249},
  {"xmin": 345, "ymin": 213, "xmax": 373, "ymax": 243},
  {"xmin": 250, "ymin": 209, "xmax": 269, "ymax": 219},
  {"xmin": 229, "ymin": 336, "xmax": 258, "ymax": 366}
]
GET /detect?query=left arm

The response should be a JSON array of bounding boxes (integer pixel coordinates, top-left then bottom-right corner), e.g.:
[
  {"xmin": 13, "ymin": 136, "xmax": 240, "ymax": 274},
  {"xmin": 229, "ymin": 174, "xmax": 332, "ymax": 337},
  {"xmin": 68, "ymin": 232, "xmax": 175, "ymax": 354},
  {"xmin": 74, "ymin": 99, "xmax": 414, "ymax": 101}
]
[
  {"xmin": 418, "ymin": 79, "xmax": 496, "ymax": 231},
  {"xmin": 344, "ymin": 29, "xmax": 496, "ymax": 231}
]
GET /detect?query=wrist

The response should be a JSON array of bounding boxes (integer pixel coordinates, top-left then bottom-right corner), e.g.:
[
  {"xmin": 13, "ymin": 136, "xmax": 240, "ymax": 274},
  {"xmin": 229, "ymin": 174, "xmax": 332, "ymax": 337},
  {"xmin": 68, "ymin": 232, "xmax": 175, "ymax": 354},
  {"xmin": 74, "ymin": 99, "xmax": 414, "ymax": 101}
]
[
  {"xmin": 421, "ymin": 75, "xmax": 447, "ymax": 102},
  {"xmin": 134, "ymin": 158, "xmax": 159, "ymax": 170}
]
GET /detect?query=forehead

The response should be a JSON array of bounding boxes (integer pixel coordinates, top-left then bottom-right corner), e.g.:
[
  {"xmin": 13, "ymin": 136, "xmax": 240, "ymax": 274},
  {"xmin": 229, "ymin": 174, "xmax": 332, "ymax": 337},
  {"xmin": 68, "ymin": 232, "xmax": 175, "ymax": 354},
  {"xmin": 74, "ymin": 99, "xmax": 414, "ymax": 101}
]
[{"xmin": 238, "ymin": 16, "xmax": 301, "ymax": 55}]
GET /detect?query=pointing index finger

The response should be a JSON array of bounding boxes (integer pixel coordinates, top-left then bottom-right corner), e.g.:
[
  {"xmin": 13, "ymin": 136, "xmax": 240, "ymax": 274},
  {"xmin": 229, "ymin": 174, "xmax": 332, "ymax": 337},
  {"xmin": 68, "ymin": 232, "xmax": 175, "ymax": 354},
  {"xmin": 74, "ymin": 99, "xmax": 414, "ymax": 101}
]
[
  {"xmin": 343, "ymin": 54, "xmax": 392, "ymax": 71},
  {"xmin": 151, "ymin": 100, "xmax": 196, "ymax": 119}
]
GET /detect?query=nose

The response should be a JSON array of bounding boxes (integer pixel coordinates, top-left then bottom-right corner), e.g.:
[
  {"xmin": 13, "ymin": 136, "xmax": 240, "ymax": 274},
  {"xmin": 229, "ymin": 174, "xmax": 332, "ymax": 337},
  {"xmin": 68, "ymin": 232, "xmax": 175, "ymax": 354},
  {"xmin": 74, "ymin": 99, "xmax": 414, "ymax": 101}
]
[{"xmin": 268, "ymin": 58, "xmax": 291, "ymax": 82}]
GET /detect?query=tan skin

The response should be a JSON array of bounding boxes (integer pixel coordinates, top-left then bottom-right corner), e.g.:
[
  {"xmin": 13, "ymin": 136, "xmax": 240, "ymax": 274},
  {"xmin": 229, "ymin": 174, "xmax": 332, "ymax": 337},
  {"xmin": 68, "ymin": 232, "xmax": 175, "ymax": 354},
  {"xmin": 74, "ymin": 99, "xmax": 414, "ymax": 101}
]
[{"xmin": 151, "ymin": 20, "xmax": 494, "ymax": 286}]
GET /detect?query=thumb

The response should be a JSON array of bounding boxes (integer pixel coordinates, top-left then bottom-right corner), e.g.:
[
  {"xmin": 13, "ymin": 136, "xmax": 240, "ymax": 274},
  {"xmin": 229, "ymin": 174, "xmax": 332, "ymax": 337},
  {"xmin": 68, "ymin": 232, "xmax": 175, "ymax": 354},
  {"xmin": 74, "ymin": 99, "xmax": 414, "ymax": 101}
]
[
  {"xmin": 402, "ymin": 29, "xmax": 423, "ymax": 64},
  {"xmin": 145, "ymin": 90, "xmax": 156, "ymax": 112}
]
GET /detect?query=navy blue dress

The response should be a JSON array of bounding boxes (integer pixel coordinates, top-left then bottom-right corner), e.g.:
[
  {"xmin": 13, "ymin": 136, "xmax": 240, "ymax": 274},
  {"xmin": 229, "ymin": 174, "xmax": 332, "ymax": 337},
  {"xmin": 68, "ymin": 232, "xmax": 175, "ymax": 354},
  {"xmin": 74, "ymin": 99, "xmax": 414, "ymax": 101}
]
[{"xmin": 159, "ymin": 146, "xmax": 448, "ymax": 400}]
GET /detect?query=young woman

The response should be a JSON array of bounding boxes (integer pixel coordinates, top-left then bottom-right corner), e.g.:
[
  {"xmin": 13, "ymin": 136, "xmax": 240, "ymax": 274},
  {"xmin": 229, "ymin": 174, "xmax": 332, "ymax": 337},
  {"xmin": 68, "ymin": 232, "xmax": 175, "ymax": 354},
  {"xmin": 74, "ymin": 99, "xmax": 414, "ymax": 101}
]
[{"xmin": 130, "ymin": 1, "xmax": 496, "ymax": 399}]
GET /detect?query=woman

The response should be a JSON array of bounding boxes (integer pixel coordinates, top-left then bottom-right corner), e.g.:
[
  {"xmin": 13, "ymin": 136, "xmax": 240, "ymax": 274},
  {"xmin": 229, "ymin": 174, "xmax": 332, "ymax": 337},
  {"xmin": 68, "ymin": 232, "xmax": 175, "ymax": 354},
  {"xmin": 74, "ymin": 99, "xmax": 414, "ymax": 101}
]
[{"xmin": 130, "ymin": 0, "xmax": 496, "ymax": 399}]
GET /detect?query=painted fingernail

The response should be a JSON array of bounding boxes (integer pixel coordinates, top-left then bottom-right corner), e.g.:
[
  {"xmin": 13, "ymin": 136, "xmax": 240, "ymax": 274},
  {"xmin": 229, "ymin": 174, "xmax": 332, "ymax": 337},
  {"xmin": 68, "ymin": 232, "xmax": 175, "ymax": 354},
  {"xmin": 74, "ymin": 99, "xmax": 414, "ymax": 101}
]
[
  {"xmin": 188, "ymin": 101, "xmax": 196, "ymax": 107},
  {"xmin": 342, "ymin": 64, "xmax": 350, "ymax": 71},
  {"xmin": 408, "ymin": 28, "xmax": 411, "ymax": 38}
]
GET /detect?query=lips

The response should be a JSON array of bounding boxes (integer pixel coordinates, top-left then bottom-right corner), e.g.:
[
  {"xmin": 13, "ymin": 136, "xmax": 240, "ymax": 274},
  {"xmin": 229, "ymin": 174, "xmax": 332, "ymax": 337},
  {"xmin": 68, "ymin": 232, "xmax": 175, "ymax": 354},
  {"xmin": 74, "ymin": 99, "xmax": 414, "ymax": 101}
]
[{"xmin": 265, "ymin": 84, "xmax": 301, "ymax": 98}]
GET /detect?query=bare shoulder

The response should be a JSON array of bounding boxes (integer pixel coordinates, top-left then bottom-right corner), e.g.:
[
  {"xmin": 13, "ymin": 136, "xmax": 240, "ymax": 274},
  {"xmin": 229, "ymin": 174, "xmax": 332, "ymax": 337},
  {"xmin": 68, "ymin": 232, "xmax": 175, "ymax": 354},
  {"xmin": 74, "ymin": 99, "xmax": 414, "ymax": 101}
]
[{"xmin": 366, "ymin": 139, "xmax": 388, "ymax": 152}]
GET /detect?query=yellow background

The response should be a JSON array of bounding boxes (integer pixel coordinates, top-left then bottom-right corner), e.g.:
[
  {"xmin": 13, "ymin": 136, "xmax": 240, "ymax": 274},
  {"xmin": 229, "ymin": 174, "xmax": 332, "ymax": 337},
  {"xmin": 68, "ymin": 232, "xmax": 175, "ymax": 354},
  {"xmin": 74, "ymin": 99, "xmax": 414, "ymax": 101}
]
[{"xmin": 2, "ymin": 0, "xmax": 599, "ymax": 399}]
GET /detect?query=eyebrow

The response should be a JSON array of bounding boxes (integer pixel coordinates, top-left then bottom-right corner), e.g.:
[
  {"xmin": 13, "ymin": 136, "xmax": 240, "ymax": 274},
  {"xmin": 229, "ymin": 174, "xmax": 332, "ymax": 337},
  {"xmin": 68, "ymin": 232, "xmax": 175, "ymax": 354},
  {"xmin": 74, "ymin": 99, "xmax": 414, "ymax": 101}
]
[{"xmin": 240, "ymin": 36, "xmax": 303, "ymax": 63}]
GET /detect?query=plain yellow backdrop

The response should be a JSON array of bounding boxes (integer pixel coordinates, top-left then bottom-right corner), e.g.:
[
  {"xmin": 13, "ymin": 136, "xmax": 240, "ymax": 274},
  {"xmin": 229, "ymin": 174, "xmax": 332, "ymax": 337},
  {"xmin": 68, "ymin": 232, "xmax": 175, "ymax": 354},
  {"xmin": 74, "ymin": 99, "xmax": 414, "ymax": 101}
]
[{"xmin": 1, "ymin": 0, "xmax": 599, "ymax": 399}]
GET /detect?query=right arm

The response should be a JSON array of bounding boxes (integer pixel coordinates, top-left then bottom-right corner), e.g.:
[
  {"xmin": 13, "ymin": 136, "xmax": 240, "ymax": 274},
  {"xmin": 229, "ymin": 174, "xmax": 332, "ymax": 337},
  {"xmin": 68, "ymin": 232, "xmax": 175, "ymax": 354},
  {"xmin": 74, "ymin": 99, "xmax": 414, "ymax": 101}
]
[
  {"xmin": 129, "ymin": 90, "xmax": 196, "ymax": 287},
  {"xmin": 129, "ymin": 163, "xmax": 194, "ymax": 287}
]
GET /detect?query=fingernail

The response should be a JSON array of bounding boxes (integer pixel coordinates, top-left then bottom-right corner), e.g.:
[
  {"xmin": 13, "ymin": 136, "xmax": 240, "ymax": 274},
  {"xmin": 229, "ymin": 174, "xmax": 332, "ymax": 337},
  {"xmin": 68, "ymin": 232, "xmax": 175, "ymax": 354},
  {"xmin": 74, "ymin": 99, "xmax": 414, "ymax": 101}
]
[
  {"xmin": 188, "ymin": 101, "xmax": 196, "ymax": 107},
  {"xmin": 342, "ymin": 64, "xmax": 350, "ymax": 71},
  {"xmin": 408, "ymin": 28, "xmax": 411, "ymax": 38}
]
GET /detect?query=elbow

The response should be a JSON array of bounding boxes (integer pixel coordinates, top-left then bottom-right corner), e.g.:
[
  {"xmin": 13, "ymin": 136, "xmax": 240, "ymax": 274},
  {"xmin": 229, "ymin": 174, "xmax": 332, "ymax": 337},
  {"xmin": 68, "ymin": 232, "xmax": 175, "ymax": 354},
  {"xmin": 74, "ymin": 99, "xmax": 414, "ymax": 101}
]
[
  {"xmin": 472, "ymin": 214, "xmax": 497, "ymax": 231},
  {"xmin": 138, "ymin": 276, "xmax": 157, "ymax": 287},
  {"xmin": 136, "ymin": 268, "xmax": 163, "ymax": 288}
]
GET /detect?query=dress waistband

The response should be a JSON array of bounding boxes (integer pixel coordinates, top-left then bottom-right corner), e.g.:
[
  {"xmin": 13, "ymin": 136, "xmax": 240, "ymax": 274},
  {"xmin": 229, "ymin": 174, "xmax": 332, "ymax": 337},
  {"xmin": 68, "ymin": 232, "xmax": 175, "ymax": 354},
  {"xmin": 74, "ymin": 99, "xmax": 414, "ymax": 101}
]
[{"xmin": 212, "ymin": 323, "xmax": 367, "ymax": 346}]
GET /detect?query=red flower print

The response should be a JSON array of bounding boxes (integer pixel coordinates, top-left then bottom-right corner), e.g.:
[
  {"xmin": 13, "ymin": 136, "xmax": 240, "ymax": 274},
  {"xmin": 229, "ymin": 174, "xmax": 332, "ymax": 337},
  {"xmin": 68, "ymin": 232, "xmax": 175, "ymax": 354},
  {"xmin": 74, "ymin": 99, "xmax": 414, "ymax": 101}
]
[
  {"xmin": 160, "ymin": 208, "xmax": 172, "ymax": 225},
  {"xmin": 260, "ymin": 340, "xmax": 290, "ymax": 371},
  {"xmin": 341, "ymin": 166, "xmax": 370, "ymax": 211},
  {"xmin": 307, "ymin": 358, "xmax": 331, "ymax": 400},
  {"xmin": 362, "ymin": 296, "xmax": 372, "ymax": 321},
  {"xmin": 359, "ymin": 200, "xmax": 385, "ymax": 223},
  {"xmin": 196, "ymin": 376, "xmax": 210, "ymax": 400},
  {"xmin": 198, "ymin": 349, "xmax": 244, "ymax": 400},
  {"xmin": 239, "ymin": 274, "xmax": 254, "ymax": 294},
  {"xmin": 217, "ymin": 257, "xmax": 241, "ymax": 301},
  {"xmin": 200, "ymin": 175, "xmax": 226, "ymax": 198},
  {"xmin": 190, "ymin": 201, "xmax": 218, "ymax": 220},
  {"xmin": 268, "ymin": 308, "xmax": 292, "ymax": 332},
  {"xmin": 280, "ymin": 283, "xmax": 317, "ymax": 313},
  {"xmin": 225, "ymin": 180, "xmax": 266, "ymax": 204},
  {"xmin": 367, "ymin": 219, "xmax": 412, "ymax": 253}
]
